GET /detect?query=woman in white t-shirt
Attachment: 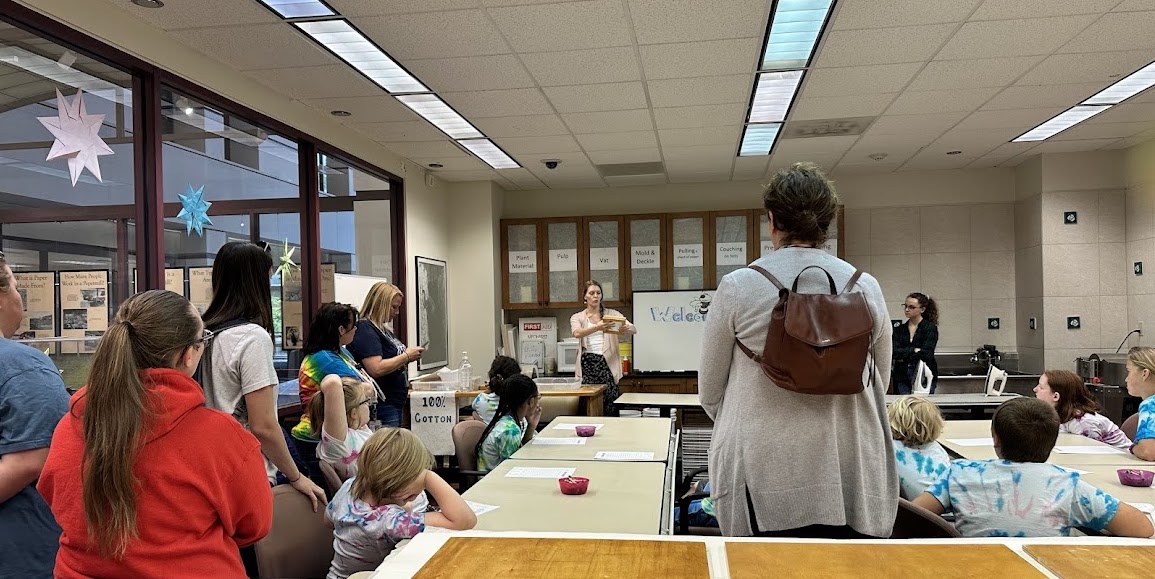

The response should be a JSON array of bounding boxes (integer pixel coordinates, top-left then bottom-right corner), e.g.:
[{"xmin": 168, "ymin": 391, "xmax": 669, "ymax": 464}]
[
  {"xmin": 570, "ymin": 280, "xmax": 635, "ymax": 414},
  {"xmin": 309, "ymin": 375, "xmax": 375, "ymax": 479},
  {"xmin": 200, "ymin": 241, "xmax": 327, "ymax": 510},
  {"xmin": 1034, "ymin": 369, "xmax": 1132, "ymax": 450}
]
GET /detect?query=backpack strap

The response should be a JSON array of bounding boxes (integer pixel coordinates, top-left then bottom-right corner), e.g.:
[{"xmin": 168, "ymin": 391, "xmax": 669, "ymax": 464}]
[
  {"xmin": 735, "ymin": 338, "xmax": 761, "ymax": 362},
  {"xmin": 748, "ymin": 265, "xmax": 786, "ymax": 291},
  {"xmin": 842, "ymin": 269, "xmax": 864, "ymax": 294}
]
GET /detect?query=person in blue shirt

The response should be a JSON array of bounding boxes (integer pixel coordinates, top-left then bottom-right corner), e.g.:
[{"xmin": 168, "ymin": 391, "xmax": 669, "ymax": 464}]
[
  {"xmin": 1125, "ymin": 346, "xmax": 1155, "ymax": 461},
  {"xmin": 913, "ymin": 397, "xmax": 1153, "ymax": 538},
  {"xmin": 0, "ymin": 253, "xmax": 70, "ymax": 577}
]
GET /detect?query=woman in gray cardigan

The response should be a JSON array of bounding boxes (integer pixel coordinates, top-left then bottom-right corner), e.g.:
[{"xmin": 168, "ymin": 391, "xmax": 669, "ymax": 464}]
[{"xmin": 699, "ymin": 163, "xmax": 898, "ymax": 538}]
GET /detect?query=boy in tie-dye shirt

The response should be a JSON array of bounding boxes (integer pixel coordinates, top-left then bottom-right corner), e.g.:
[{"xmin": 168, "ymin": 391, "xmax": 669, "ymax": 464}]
[
  {"xmin": 913, "ymin": 398, "xmax": 1153, "ymax": 538},
  {"xmin": 887, "ymin": 396, "xmax": 950, "ymax": 498}
]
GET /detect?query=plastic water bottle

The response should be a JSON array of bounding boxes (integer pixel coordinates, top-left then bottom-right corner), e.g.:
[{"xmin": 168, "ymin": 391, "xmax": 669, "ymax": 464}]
[{"xmin": 459, "ymin": 352, "xmax": 472, "ymax": 390}]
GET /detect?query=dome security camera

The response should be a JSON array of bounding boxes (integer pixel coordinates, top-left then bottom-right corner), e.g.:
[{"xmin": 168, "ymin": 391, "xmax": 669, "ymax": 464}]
[{"xmin": 542, "ymin": 159, "xmax": 561, "ymax": 170}]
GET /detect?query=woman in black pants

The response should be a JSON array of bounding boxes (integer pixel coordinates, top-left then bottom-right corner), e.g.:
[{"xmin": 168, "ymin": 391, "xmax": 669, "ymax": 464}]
[{"xmin": 893, "ymin": 292, "xmax": 939, "ymax": 395}]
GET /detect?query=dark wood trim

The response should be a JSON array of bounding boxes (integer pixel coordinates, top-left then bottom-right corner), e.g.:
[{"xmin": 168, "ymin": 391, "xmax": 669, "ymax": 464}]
[
  {"xmin": 134, "ymin": 72, "xmax": 164, "ymax": 291},
  {"xmin": 299, "ymin": 141, "xmax": 321, "ymax": 341},
  {"xmin": 160, "ymin": 198, "xmax": 300, "ymax": 217},
  {"xmin": 115, "ymin": 218, "xmax": 130, "ymax": 306},
  {"xmin": 391, "ymin": 176, "xmax": 407, "ymax": 344},
  {"xmin": 835, "ymin": 205, "xmax": 846, "ymax": 260},
  {"xmin": 1, "ymin": 206, "xmax": 135, "ymax": 223}
]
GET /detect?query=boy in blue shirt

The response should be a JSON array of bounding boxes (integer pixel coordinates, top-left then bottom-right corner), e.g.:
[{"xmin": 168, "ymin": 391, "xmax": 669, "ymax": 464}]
[{"xmin": 913, "ymin": 397, "xmax": 1153, "ymax": 538}]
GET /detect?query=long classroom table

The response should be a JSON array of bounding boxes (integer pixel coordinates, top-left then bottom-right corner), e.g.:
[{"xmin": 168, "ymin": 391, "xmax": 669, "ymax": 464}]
[
  {"xmin": 511, "ymin": 416, "xmax": 673, "ymax": 463},
  {"xmin": 373, "ymin": 531, "xmax": 1155, "ymax": 579},
  {"xmin": 451, "ymin": 384, "xmax": 607, "ymax": 416}
]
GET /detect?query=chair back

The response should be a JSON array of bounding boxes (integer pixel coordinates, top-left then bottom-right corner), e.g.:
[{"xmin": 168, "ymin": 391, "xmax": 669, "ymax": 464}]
[
  {"xmin": 452, "ymin": 419, "xmax": 487, "ymax": 471},
  {"xmin": 1122, "ymin": 412, "xmax": 1140, "ymax": 442},
  {"xmin": 890, "ymin": 498, "xmax": 961, "ymax": 539},
  {"xmin": 318, "ymin": 460, "xmax": 345, "ymax": 497},
  {"xmin": 254, "ymin": 486, "xmax": 335, "ymax": 579}
]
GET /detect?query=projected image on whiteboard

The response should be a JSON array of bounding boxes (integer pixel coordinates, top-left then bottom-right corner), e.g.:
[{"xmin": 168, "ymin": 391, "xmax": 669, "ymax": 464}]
[{"xmin": 631, "ymin": 290, "xmax": 713, "ymax": 373}]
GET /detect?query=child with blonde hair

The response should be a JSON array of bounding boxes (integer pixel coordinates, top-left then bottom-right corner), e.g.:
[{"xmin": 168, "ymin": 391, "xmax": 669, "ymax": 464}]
[
  {"xmin": 887, "ymin": 396, "xmax": 950, "ymax": 498},
  {"xmin": 1034, "ymin": 369, "xmax": 1131, "ymax": 450},
  {"xmin": 308, "ymin": 375, "xmax": 376, "ymax": 479},
  {"xmin": 326, "ymin": 428, "xmax": 476, "ymax": 579},
  {"xmin": 1125, "ymin": 346, "xmax": 1155, "ymax": 461}
]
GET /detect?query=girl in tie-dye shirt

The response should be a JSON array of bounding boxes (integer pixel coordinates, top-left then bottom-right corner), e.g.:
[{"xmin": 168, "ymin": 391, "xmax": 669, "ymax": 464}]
[
  {"xmin": 1034, "ymin": 370, "xmax": 1132, "ymax": 450},
  {"xmin": 887, "ymin": 396, "xmax": 951, "ymax": 498},
  {"xmin": 308, "ymin": 375, "xmax": 375, "ymax": 479},
  {"xmin": 476, "ymin": 375, "xmax": 542, "ymax": 472}
]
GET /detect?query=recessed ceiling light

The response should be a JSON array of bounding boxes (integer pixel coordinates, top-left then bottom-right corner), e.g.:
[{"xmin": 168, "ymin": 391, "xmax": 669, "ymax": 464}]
[
  {"xmin": 868, "ymin": 153, "xmax": 887, "ymax": 161},
  {"xmin": 395, "ymin": 94, "xmax": 483, "ymax": 139},
  {"xmin": 293, "ymin": 20, "xmax": 427, "ymax": 94},
  {"xmin": 739, "ymin": 123, "xmax": 782, "ymax": 156},
  {"xmin": 1013, "ymin": 105, "xmax": 1111, "ymax": 142},
  {"xmin": 428, "ymin": 163, "xmax": 444, "ymax": 169},
  {"xmin": 946, "ymin": 150, "xmax": 962, "ymax": 155},
  {"xmin": 1082, "ymin": 61, "xmax": 1155, "ymax": 105},
  {"xmin": 458, "ymin": 139, "xmax": 520, "ymax": 169},
  {"xmin": 330, "ymin": 110, "xmax": 351, "ymax": 117},
  {"xmin": 748, "ymin": 70, "xmax": 803, "ymax": 123},
  {"xmin": 131, "ymin": 0, "xmax": 164, "ymax": 7},
  {"xmin": 256, "ymin": 0, "xmax": 334, "ymax": 18},
  {"xmin": 761, "ymin": 0, "xmax": 835, "ymax": 70}
]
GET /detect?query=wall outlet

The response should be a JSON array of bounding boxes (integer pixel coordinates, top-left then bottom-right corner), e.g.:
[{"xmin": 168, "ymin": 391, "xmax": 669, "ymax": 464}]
[
  {"xmin": 1067, "ymin": 316, "xmax": 1081, "ymax": 329},
  {"xmin": 1064, "ymin": 211, "xmax": 1078, "ymax": 224},
  {"xmin": 1137, "ymin": 262, "xmax": 1144, "ymax": 276},
  {"xmin": 988, "ymin": 318, "xmax": 1000, "ymax": 330},
  {"xmin": 1029, "ymin": 317, "xmax": 1037, "ymax": 331}
]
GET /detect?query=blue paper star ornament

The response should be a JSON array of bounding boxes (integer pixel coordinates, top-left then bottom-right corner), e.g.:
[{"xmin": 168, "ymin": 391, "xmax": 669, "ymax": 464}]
[{"xmin": 178, "ymin": 184, "xmax": 213, "ymax": 237}]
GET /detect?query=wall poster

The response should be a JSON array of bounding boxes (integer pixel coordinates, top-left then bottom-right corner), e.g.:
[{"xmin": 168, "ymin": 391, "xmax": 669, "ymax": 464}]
[
  {"xmin": 131, "ymin": 267, "xmax": 186, "ymax": 297},
  {"xmin": 58, "ymin": 270, "xmax": 109, "ymax": 354},
  {"xmin": 14, "ymin": 272, "xmax": 56, "ymax": 342},
  {"xmin": 188, "ymin": 266, "xmax": 214, "ymax": 314},
  {"xmin": 415, "ymin": 256, "xmax": 448, "ymax": 371},
  {"xmin": 281, "ymin": 263, "xmax": 336, "ymax": 350}
]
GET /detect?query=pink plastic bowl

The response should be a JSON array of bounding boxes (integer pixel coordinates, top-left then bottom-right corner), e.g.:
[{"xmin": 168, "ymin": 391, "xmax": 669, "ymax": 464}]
[
  {"xmin": 575, "ymin": 425, "xmax": 597, "ymax": 437},
  {"xmin": 559, "ymin": 476, "xmax": 590, "ymax": 495},
  {"xmin": 1117, "ymin": 469, "xmax": 1155, "ymax": 487}
]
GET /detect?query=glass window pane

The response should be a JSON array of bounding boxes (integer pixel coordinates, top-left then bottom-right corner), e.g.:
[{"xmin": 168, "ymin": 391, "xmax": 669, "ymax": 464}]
[
  {"xmin": 715, "ymin": 214, "xmax": 748, "ymax": 281},
  {"xmin": 588, "ymin": 220, "xmax": 619, "ymax": 302},
  {"xmin": 672, "ymin": 217, "xmax": 704, "ymax": 290},
  {"xmin": 547, "ymin": 221, "xmax": 578, "ymax": 304},
  {"xmin": 629, "ymin": 219, "xmax": 661, "ymax": 292},
  {"xmin": 507, "ymin": 224, "xmax": 538, "ymax": 304}
]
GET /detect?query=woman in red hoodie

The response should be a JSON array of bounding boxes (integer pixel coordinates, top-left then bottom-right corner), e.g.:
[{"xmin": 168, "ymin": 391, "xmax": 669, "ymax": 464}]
[{"xmin": 38, "ymin": 290, "xmax": 273, "ymax": 578}]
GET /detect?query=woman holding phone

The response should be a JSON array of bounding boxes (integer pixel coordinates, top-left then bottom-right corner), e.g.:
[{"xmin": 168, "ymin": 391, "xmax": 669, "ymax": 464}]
[{"xmin": 348, "ymin": 283, "xmax": 425, "ymax": 427}]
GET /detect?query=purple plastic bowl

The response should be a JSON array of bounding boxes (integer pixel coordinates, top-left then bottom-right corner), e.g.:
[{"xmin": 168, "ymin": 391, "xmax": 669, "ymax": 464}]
[
  {"xmin": 1117, "ymin": 468, "xmax": 1155, "ymax": 487},
  {"xmin": 575, "ymin": 425, "xmax": 596, "ymax": 437}
]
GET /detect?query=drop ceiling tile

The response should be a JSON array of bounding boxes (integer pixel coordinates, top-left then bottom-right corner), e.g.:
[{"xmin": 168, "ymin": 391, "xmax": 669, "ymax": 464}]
[
  {"xmin": 358, "ymin": 121, "xmax": 448, "ymax": 142},
  {"xmin": 901, "ymin": 149, "xmax": 978, "ymax": 171},
  {"xmin": 832, "ymin": 161, "xmax": 905, "ymax": 174},
  {"xmin": 441, "ymin": 88, "xmax": 554, "ymax": 118},
  {"xmin": 247, "ymin": 65, "xmax": 381, "ymax": 99},
  {"xmin": 122, "ymin": 0, "xmax": 279, "ymax": 29},
  {"xmin": 981, "ymin": 83, "xmax": 1105, "ymax": 110},
  {"xmin": 488, "ymin": 0, "xmax": 632, "ymax": 52},
  {"xmin": 653, "ymin": 104, "xmax": 747, "ymax": 129},
  {"xmin": 952, "ymin": 108, "xmax": 1064, "ymax": 132},
  {"xmin": 639, "ymin": 38, "xmax": 760, "ymax": 80},
  {"xmin": 628, "ymin": 0, "xmax": 768, "ymax": 44},
  {"xmin": 1051, "ymin": 121, "xmax": 1151, "ymax": 141},
  {"xmin": 562, "ymin": 110, "xmax": 655, "ymax": 134},
  {"xmin": 1115, "ymin": 0, "xmax": 1155, "ymax": 10},
  {"xmin": 575, "ymin": 131, "xmax": 659, "ymax": 151},
  {"xmin": 662, "ymin": 144, "xmax": 736, "ymax": 164},
  {"xmin": 977, "ymin": 141, "xmax": 1039, "ymax": 161},
  {"xmin": 586, "ymin": 148, "xmax": 662, "ymax": 164},
  {"xmin": 542, "ymin": 177, "xmax": 608, "ymax": 189},
  {"xmin": 302, "ymin": 96, "xmax": 418, "ymax": 123},
  {"xmin": 1029, "ymin": 138, "xmax": 1119, "ymax": 153},
  {"xmin": 935, "ymin": 16, "xmax": 1097, "ymax": 60},
  {"xmin": 1016, "ymin": 50, "xmax": 1155, "ymax": 86},
  {"xmin": 543, "ymin": 82, "xmax": 648, "ymax": 113},
  {"xmin": 658, "ymin": 126, "xmax": 741, "ymax": 148},
  {"xmin": 732, "ymin": 155, "xmax": 769, "ymax": 180},
  {"xmin": 970, "ymin": 0, "xmax": 1120, "ymax": 20},
  {"xmin": 605, "ymin": 174, "xmax": 669, "ymax": 187},
  {"xmin": 668, "ymin": 171, "xmax": 733, "ymax": 183},
  {"xmin": 769, "ymin": 150, "xmax": 844, "ymax": 172},
  {"xmin": 510, "ymin": 151, "xmax": 596, "ymax": 172},
  {"xmin": 414, "ymin": 157, "xmax": 489, "ymax": 171},
  {"xmin": 867, "ymin": 112, "xmax": 967, "ymax": 135},
  {"xmin": 403, "ymin": 54, "xmax": 535, "ymax": 92},
  {"xmin": 844, "ymin": 135, "xmax": 929, "ymax": 163},
  {"xmin": 908, "ymin": 57, "xmax": 1043, "ymax": 91},
  {"xmin": 496, "ymin": 135, "xmax": 583, "ymax": 154},
  {"xmin": 1094, "ymin": 101, "xmax": 1155, "ymax": 124},
  {"xmin": 520, "ymin": 47, "xmax": 641, "ymax": 87},
  {"xmin": 932, "ymin": 127, "xmax": 1023, "ymax": 150},
  {"xmin": 792, "ymin": 93, "xmax": 895, "ymax": 121},
  {"xmin": 647, "ymin": 75, "xmax": 751, "ymax": 108},
  {"xmin": 356, "ymin": 11, "xmax": 510, "ymax": 60},
  {"xmin": 169, "ymin": 24, "xmax": 335, "ymax": 71},
  {"xmin": 665, "ymin": 156, "xmax": 734, "ymax": 174},
  {"xmin": 815, "ymin": 24, "xmax": 955, "ymax": 67},
  {"xmin": 472, "ymin": 115, "xmax": 570, "ymax": 137},
  {"xmin": 434, "ymin": 169, "xmax": 502, "ymax": 181},
  {"xmin": 1060, "ymin": 11, "xmax": 1155, "ymax": 53},
  {"xmin": 802, "ymin": 63, "xmax": 923, "ymax": 97},
  {"xmin": 771, "ymin": 135, "xmax": 859, "ymax": 156},
  {"xmin": 381, "ymin": 140, "xmax": 470, "ymax": 159},
  {"xmin": 832, "ymin": 0, "xmax": 982, "ymax": 30},
  {"xmin": 886, "ymin": 87, "xmax": 1000, "ymax": 115},
  {"xmin": 329, "ymin": 0, "xmax": 482, "ymax": 16}
]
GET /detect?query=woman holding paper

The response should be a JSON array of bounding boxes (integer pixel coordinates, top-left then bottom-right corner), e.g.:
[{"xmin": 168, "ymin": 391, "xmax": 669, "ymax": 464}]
[{"xmin": 571, "ymin": 280, "xmax": 635, "ymax": 414}]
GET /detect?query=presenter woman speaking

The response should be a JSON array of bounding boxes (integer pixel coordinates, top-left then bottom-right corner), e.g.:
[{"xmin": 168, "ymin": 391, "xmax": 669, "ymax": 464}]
[{"xmin": 570, "ymin": 280, "xmax": 634, "ymax": 414}]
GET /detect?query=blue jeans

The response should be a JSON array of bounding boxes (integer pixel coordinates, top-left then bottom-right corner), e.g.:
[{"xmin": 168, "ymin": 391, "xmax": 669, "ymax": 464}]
[{"xmin": 376, "ymin": 397, "xmax": 406, "ymax": 427}]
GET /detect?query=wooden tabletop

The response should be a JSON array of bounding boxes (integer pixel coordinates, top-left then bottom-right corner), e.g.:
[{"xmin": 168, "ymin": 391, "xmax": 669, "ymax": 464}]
[
  {"xmin": 510, "ymin": 416, "xmax": 672, "ymax": 462},
  {"xmin": 886, "ymin": 393, "xmax": 1019, "ymax": 408},
  {"xmin": 614, "ymin": 393, "xmax": 702, "ymax": 407},
  {"xmin": 449, "ymin": 385, "xmax": 606, "ymax": 399},
  {"xmin": 461, "ymin": 459, "xmax": 667, "ymax": 535},
  {"xmin": 1023, "ymin": 544, "xmax": 1155, "ymax": 579},
  {"xmin": 727, "ymin": 542, "xmax": 1045, "ymax": 578}
]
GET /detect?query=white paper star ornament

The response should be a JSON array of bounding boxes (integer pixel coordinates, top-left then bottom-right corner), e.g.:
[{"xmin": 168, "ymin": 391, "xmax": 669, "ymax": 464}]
[
  {"xmin": 37, "ymin": 88, "xmax": 114, "ymax": 186},
  {"xmin": 275, "ymin": 239, "xmax": 299, "ymax": 281}
]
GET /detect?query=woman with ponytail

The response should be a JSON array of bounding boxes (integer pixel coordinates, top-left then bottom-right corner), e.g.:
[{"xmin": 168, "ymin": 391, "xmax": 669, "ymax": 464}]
[
  {"xmin": 37, "ymin": 290, "xmax": 273, "ymax": 577},
  {"xmin": 472, "ymin": 355, "xmax": 522, "ymax": 423},
  {"xmin": 892, "ymin": 292, "xmax": 940, "ymax": 395},
  {"xmin": 476, "ymin": 375, "xmax": 541, "ymax": 472}
]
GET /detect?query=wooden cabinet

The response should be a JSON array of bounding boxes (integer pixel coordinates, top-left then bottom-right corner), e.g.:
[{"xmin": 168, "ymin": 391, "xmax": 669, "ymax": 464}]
[
  {"xmin": 713, "ymin": 210, "xmax": 754, "ymax": 284},
  {"xmin": 618, "ymin": 375, "xmax": 697, "ymax": 394},
  {"xmin": 624, "ymin": 215, "xmax": 665, "ymax": 301},
  {"xmin": 501, "ymin": 218, "xmax": 586, "ymax": 309},
  {"xmin": 543, "ymin": 218, "xmax": 584, "ymax": 309},
  {"xmin": 502, "ymin": 219, "xmax": 542, "ymax": 309},
  {"xmin": 666, "ymin": 213, "xmax": 708, "ymax": 291}
]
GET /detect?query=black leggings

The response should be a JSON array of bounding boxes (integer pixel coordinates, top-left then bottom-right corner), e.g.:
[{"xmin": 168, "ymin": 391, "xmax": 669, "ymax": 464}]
[{"xmin": 746, "ymin": 488, "xmax": 878, "ymax": 539}]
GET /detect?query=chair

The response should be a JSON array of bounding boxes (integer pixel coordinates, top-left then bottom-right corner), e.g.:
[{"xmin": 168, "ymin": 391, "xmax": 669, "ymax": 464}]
[
  {"xmin": 890, "ymin": 498, "xmax": 961, "ymax": 539},
  {"xmin": 1122, "ymin": 412, "xmax": 1140, "ymax": 442},
  {"xmin": 254, "ymin": 486, "xmax": 335, "ymax": 579},
  {"xmin": 452, "ymin": 419, "xmax": 488, "ymax": 491},
  {"xmin": 676, "ymin": 467, "xmax": 721, "ymax": 536},
  {"xmin": 317, "ymin": 460, "xmax": 345, "ymax": 497}
]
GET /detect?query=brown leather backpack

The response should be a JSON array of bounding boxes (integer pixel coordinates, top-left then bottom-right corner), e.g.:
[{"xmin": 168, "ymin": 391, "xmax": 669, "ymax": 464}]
[{"xmin": 735, "ymin": 265, "xmax": 875, "ymax": 395}]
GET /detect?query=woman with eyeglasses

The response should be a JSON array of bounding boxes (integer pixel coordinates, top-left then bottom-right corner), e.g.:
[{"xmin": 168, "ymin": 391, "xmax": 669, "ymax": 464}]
[
  {"xmin": 292, "ymin": 303, "xmax": 375, "ymax": 440},
  {"xmin": 892, "ymin": 292, "xmax": 939, "ymax": 395},
  {"xmin": 201, "ymin": 242, "xmax": 326, "ymax": 511},
  {"xmin": 37, "ymin": 290, "xmax": 273, "ymax": 577}
]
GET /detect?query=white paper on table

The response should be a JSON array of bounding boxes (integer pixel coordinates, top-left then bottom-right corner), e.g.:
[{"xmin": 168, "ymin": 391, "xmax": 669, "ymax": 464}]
[
  {"xmin": 464, "ymin": 501, "xmax": 500, "ymax": 517},
  {"xmin": 1058, "ymin": 467, "xmax": 1092, "ymax": 475},
  {"xmin": 532, "ymin": 437, "xmax": 587, "ymax": 445},
  {"xmin": 594, "ymin": 451, "xmax": 654, "ymax": 461},
  {"xmin": 504, "ymin": 467, "xmax": 576, "ymax": 479},
  {"xmin": 945, "ymin": 438, "xmax": 995, "ymax": 446},
  {"xmin": 553, "ymin": 423, "xmax": 604, "ymax": 430},
  {"xmin": 1052, "ymin": 446, "xmax": 1126, "ymax": 455}
]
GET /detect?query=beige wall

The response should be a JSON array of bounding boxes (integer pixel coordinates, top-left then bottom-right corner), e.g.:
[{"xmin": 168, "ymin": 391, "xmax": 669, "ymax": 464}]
[
  {"xmin": 446, "ymin": 181, "xmax": 505, "ymax": 367},
  {"xmin": 1126, "ymin": 140, "xmax": 1155, "ymax": 355}
]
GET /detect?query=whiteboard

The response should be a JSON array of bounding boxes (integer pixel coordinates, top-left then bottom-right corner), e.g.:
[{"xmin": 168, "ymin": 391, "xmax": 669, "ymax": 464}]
[
  {"xmin": 334, "ymin": 273, "xmax": 389, "ymax": 311},
  {"xmin": 631, "ymin": 290, "xmax": 714, "ymax": 373}
]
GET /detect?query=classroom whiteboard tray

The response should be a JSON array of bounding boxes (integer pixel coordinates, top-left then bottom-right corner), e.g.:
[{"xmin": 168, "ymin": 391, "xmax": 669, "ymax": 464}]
[
  {"xmin": 411, "ymin": 537, "xmax": 710, "ymax": 578},
  {"xmin": 726, "ymin": 543, "xmax": 1044, "ymax": 579}
]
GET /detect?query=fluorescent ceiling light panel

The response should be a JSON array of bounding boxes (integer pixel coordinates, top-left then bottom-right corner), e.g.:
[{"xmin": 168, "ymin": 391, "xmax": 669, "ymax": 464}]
[
  {"xmin": 762, "ymin": 0, "xmax": 834, "ymax": 70},
  {"xmin": 258, "ymin": 0, "xmax": 334, "ymax": 18},
  {"xmin": 739, "ymin": 123, "xmax": 782, "ymax": 156},
  {"xmin": 1082, "ymin": 61, "xmax": 1155, "ymax": 105},
  {"xmin": 0, "ymin": 47, "xmax": 127, "ymax": 105},
  {"xmin": 458, "ymin": 139, "xmax": 520, "ymax": 169},
  {"xmin": 749, "ymin": 70, "xmax": 803, "ymax": 123},
  {"xmin": 1013, "ymin": 105, "xmax": 1111, "ymax": 142},
  {"xmin": 293, "ymin": 20, "xmax": 427, "ymax": 93},
  {"xmin": 395, "ymin": 95, "xmax": 483, "ymax": 139}
]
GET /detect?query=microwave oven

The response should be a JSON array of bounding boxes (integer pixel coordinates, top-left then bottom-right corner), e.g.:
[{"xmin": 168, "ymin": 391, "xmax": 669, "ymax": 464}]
[{"xmin": 557, "ymin": 340, "xmax": 580, "ymax": 373}]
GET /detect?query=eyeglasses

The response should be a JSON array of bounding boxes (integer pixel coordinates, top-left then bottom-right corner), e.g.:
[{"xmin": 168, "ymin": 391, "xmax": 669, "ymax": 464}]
[
  {"xmin": 356, "ymin": 398, "xmax": 372, "ymax": 407},
  {"xmin": 194, "ymin": 328, "xmax": 215, "ymax": 347},
  {"xmin": 902, "ymin": 305, "xmax": 922, "ymax": 310}
]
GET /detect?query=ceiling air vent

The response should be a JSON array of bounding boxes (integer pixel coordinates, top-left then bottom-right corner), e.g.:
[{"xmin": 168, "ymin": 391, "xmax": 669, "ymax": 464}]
[
  {"xmin": 781, "ymin": 116, "xmax": 875, "ymax": 139},
  {"xmin": 595, "ymin": 162, "xmax": 666, "ymax": 177}
]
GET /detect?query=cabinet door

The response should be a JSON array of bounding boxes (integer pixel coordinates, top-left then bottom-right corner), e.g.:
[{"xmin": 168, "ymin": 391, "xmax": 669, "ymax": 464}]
[
  {"xmin": 544, "ymin": 218, "xmax": 583, "ymax": 308},
  {"xmin": 502, "ymin": 220, "xmax": 542, "ymax": 308},
  {"xmin": 585, "ymin": 217, "xmax": 625, "ymax": 307},
  {"xmin": 667, "ymin": 214, "xmax": 708, "ymax": 290},
  {"xmin": 713, "ymin": 211, "xmax": 751, "ymax": 284},
  {"xmin": 755, "ymin": 210, "xmax": 774, "ymax": 258},
  {"xmin": 626, "ymin": 215, "xmax": 664, "ymax": 296}
]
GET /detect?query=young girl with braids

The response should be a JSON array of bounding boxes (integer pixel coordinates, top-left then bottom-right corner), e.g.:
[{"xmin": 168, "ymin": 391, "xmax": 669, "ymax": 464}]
[
  {"xmin": 476, "ymin": 375, "xmax": 542, "ymax": 472},
  {"xmin": 471, "ymin": 355, "xmax": 522, "ymax": 423}
]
